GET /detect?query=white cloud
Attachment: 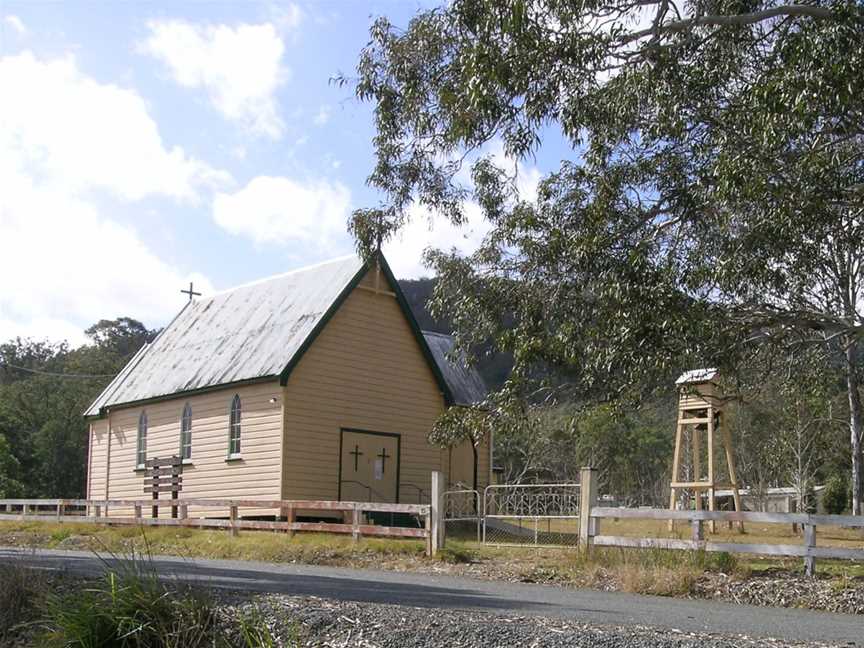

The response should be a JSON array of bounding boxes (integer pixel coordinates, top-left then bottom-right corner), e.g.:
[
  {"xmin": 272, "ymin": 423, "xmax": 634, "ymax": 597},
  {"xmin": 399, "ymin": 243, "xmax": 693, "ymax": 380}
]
[
  {"xmin": 271, "ymin": 3, "xmax": 303, "ymax": 31},
  {"xmin": 0, "ymin": 51, "xmax": 221, "ymax": 346},
  {"xmin": 384, "ymin": 140, "xmax": 544, "ymax": 279},
  {"xmin": 384, "ymin": 202, "xmax": 493, "ymax": 279},
  {"xmin": 141, "ymin": 19, "xmax": 289, "ymax": 139},
  {"xmin": 313, "ymin": 104, "xmax": 331, "ymax": 126},
  {"xmin": 0, "ymin": 169, "xmax": 214, "ymax": 347},
  {"xmin": 4, "ymin": 14, "xmax": 26, "ymax": 35},
  {"xmin": 0, "ymin": 51, "xmax": 229, "ymax": 202},
  {"xmin": 213, "ymin": 175, "xmax": 351, "ymax": 247}
]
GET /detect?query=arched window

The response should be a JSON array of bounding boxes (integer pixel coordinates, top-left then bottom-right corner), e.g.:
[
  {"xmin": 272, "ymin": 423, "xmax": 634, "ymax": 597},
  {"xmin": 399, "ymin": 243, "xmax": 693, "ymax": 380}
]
[
  {"xmin": 136, "ymin": 411, "xmax": 147, "ymax": 468},
  {"xmin": 228, "ymin": 395, "xmax": 241, "ymax": 456},
  {"xmin": 180, "ymin": 403, "xmax": 192, "ymax": 460}
]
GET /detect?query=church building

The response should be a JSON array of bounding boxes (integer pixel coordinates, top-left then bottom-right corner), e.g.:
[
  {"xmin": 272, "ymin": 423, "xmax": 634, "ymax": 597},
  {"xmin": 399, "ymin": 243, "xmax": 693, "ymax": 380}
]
[{"xmin": 84, "ymin": 253, "xmax": 489, "ymax": 514}]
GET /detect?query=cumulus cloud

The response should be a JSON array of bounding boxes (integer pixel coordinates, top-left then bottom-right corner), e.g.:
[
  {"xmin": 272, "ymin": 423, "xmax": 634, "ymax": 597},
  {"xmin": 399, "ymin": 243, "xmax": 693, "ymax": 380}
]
[
  {"xmin": 0, "ymin": 170, "xmax": 214, "ymax": 346},
  {"xmin": 384, "ymin": 202, "xmax": 493, "ymax": 280},
  {"xmin": 0, "ymin": 51, "xmax": 221, "ymax": 346},
  {"xmin": 212, "ymin": 175, "xmax": 351, "ymax": 248},
  {"xmin": 141, "ymin": 19, "xmax": 290, "ymax": 139},
  {"xmin": 385, "ymin": 140, "xmax": 544, "ymax": 278},
  {"xmin": 0, "ymin": 51, "xmax": 229, "ymax": 202},
  {"xmin": 4, "ymin": 14, "xmax": 26, "ymax": 35}
]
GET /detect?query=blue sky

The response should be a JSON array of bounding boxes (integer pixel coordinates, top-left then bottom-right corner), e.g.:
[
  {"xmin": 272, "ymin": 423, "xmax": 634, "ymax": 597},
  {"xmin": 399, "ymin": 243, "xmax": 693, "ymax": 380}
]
[{"xmin": 0, "ymin": 1, "xmax": 549, "ymax": 347}]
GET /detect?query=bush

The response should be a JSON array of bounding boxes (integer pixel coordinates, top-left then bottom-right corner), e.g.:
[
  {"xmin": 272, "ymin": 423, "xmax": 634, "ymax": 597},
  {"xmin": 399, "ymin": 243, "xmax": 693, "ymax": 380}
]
[{"xmin": 822, "ymin": 475, "xmax": 850, "ymax": 514}]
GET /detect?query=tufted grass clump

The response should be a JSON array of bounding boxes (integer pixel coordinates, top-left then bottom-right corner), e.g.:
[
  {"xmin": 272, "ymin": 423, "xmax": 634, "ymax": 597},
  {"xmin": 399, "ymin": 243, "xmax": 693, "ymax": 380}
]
[{"xmin": 41, "ymin": 548, "xmax": 219, "ymax": 648}]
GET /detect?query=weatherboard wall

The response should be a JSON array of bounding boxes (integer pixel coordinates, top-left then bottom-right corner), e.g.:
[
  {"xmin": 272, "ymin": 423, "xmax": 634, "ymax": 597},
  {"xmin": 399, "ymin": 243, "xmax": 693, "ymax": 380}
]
[
  {"xmin": 89, "ymin": 381, "xmax": 283, "ymax": 517},
  {"xmin": 281, "ymin": 267, "xmax": 490, "ymax": 503}
]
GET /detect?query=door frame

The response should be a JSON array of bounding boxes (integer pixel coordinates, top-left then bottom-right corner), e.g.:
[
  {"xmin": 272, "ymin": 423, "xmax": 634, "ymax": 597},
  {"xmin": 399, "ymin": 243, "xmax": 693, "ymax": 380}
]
[{"xmin": 338, "ymin": 427, "xmax": 401, "ymax": 502}]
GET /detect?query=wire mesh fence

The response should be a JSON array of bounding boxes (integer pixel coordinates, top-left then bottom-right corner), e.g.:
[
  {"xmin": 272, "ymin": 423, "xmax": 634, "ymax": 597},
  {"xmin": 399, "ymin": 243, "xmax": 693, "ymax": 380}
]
[
  {"xmin": 443, "ymin": 489, "xmax": 481, "ymax": 542},
  {"xmin": 482, "ymin": 483, "xmax": 581, "ymax": 547}
]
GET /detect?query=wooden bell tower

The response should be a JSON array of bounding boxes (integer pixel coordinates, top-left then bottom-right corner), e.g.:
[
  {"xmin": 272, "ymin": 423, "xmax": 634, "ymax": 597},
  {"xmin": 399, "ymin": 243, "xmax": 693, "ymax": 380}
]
[{"xmin": 669, "ymin": 369, "xmax": 742, "ymax": 532}]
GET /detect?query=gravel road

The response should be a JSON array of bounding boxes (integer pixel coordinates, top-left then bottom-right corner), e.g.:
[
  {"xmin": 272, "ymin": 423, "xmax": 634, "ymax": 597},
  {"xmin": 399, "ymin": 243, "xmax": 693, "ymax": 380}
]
[{"xmin": 227, "ymin": 594, "xmax": 851, "ymax": 647}]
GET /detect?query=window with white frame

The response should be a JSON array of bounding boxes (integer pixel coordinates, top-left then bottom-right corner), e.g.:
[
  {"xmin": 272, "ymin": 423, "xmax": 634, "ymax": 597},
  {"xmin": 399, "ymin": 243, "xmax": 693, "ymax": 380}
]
[
  {"xmin": 136, "ymin": 411, "xmax": 147, "ymax": 468},
  {"xmin": 228, "ymin": 395, "xmax": 241, "ymax": 456},
  {"xmin": 180, "ymin": 403, "xmax": 192, "ymax": 460}
]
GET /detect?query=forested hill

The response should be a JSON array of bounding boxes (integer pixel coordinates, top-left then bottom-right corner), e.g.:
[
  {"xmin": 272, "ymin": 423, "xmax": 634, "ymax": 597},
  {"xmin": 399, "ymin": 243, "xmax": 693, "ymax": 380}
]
[
  {"xmin": 399, "ymin": 278, "xmax": 512, "ymax": 390},
  {"xmin": 0, "ymin": 319, "xmax": 158, "ymax": 499}
]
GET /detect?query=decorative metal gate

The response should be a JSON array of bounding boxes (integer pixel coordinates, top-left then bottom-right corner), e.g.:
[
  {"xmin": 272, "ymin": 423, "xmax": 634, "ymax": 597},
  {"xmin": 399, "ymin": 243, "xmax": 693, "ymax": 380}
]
[
  {"xmin": 442, "ymin": 489, "xmax": 481, "ymax": 542},
  {"xmin": 482, "ymin": 483, "xmax": 581, "ymax": 547}
]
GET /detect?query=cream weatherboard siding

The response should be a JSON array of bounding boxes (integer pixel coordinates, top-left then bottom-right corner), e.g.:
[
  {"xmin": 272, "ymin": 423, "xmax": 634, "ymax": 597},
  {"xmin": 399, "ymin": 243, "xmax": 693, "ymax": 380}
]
[
  {"xmin": 89, "ymin": 381, "xmax": 283, "ymax": 516},
  {"xmin": 87, "ymin": 418, "xmax": 109, "ymax": 500},
  {"xmin": 280, "ymin": 268, "xmax": 490, "ymax": 505}
]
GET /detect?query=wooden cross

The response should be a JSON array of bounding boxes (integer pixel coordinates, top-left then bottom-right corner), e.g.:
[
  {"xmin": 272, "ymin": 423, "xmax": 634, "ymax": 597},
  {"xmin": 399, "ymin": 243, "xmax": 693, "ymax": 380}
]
[
  {"xmin": 349, "ymin": 444, "xmax": 363, "ymax": 471},
  {"xmin": 181, "ymin": 281, "xmax": 201, "ymax": 302},
  {"xmin": 377, "ymin": 447, "xmax": 391, "ymax": 473}
]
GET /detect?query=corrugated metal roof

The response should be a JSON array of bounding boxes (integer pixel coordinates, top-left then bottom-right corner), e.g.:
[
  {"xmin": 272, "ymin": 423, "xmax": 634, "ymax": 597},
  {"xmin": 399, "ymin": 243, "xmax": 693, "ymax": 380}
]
[
  {"xmin": 423, "ymin": 332, "xmax": 487, "ymax": 406},
  {"xmin": 85, "ymin": 254, "xmax": 366, "ymax": 416},
  {"xmin": 675, "ymin": 368, "xmax": 719, "ymax": 385}
]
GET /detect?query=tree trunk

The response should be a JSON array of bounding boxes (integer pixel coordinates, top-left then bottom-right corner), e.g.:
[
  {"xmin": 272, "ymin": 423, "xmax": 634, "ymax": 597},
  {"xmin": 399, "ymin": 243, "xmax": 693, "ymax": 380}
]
[
  {"xmin": 847, "ymin": 342, "xmax": 863, "ymax": 515},
  {"xmin": 472, "ymin": 443, "xmax": 479, "ymax": 493}
]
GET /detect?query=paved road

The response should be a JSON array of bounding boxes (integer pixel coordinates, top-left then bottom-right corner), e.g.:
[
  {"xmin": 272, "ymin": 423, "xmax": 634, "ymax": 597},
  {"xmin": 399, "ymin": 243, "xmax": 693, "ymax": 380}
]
[{"xmin": 2, "ymin": 547, "xmax": 860, "ymax": 644}]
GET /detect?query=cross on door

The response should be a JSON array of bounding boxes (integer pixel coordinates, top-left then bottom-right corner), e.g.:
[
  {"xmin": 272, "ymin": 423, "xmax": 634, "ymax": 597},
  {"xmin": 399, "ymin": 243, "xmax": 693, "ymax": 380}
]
[
  {"xmin": 377, "ymin": 447, "xmax": 391, "ymax": 473},
  {"xmin": 349, "ymin": 444, "xmax": 363, "ymax": 471}
]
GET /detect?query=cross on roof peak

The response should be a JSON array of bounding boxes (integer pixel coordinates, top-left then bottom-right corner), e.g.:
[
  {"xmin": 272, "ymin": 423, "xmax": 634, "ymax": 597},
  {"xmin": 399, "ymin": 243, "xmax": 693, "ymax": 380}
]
[{"xmin": 181, "ymin": 281, "xmax": 201, "ymax": 302}]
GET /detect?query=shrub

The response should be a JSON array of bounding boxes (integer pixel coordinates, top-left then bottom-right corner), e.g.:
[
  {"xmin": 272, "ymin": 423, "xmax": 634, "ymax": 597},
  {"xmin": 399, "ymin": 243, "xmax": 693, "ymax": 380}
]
[{"xmin": 822, "ymin": 476, "xmax": 850, "ymax": 514}]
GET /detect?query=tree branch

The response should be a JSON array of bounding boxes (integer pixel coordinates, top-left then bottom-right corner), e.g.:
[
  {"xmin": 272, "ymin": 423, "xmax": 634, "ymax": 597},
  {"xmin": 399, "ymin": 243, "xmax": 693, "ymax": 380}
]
[{"xmin": 620, "ymin": 4, "xmax": 838, "ymax": 44}]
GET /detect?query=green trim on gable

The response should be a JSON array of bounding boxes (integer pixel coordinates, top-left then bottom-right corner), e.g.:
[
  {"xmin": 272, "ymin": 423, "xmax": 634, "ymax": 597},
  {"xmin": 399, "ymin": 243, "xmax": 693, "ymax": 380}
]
[{"xmin": 278, "ymin": 252, "xmax": 456, "ymax": 406}]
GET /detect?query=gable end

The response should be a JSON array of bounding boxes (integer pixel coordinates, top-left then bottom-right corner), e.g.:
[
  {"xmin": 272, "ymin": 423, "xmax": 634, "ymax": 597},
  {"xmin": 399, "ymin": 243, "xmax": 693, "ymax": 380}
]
[{"xmin": 277, "ymin": 252, "xmax": 455, "ymax": 406}]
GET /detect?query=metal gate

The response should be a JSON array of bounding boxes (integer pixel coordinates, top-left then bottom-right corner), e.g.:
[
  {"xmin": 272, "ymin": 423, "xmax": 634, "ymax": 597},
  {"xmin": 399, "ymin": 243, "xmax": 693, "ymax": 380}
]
[
  {"xmin": 482, "ymin": 483, "xmax": 581, "ymax": 547},
  {"xmin": 442, "ymin": 489, "xmax": 481, "ymax": 542}
]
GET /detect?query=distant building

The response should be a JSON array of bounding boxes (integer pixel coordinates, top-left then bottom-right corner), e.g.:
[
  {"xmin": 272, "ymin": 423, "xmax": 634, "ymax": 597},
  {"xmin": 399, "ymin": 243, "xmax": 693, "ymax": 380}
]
[{"xmin": 84, "ymin": 253, "xmax": 488, "ymax": 515}]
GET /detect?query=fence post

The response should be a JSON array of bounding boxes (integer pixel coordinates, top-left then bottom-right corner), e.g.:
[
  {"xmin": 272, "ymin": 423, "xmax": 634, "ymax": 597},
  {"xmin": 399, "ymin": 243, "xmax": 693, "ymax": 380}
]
[
  {"xmin": 134, "ymin": 504, "xmax": 142, "ymax": 522},
  {"xmin": 425, "ymin": 506, "xmax": 433, "ymax": 557},
  {"xmin": 352, "ymin": 504, "xmax": 361, "ymax": 543},
  {"xmin": 285, "ymin": 505, "xmax": 295, "ymax": 538},
  {"xmin": 579, "ymin": 467, "xmax": 598, "ymax": 552},
  {"xmin": 691, "ymin": 516, "xmax": 704, "ymax": 543},
  {"xmin": 430, "ymin": 471, "xmax": 444, "ymax": 556},
  {"xmin": 179, "ymin": 504, "xmax": 188, "ymax": 521},
  {"xmin": 57, "ymin": 501, "xmax": 64, "ymax": 522},
  {"xmin": 229, "ymin": 505, "xmax": 238, "ymax": 537},
  {"xmin": 804, "ymin": 522, "xmax": 816, "ymax": 577}
]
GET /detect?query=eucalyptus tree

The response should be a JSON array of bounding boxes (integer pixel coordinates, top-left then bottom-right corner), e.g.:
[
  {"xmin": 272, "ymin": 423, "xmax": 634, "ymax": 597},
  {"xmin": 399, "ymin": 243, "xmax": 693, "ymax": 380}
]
[{"xmin": 348, "ymin": 0, "xmax": 864, "ymax": 512}]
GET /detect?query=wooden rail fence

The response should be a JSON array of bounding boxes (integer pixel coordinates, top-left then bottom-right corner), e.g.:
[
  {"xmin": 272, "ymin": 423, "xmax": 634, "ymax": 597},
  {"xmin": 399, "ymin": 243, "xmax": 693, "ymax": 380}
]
[
  {"xmin": 0, "ymin": 497, "xmax": 436, "ymax": 556},
  {"xmin": 578, "ymin": 467, "xmax": 864, "ymax": 576}
]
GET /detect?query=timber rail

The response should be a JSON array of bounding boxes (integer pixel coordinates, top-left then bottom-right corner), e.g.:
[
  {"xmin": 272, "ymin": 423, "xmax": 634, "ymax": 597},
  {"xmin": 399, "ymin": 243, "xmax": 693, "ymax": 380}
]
[
  {"xmin": 0, "ymin": 497, "xmax": 435, "ymax": 556},
  {"xmin": 578, "ymin": 468, "xmax": 864, "ymax": 576}
]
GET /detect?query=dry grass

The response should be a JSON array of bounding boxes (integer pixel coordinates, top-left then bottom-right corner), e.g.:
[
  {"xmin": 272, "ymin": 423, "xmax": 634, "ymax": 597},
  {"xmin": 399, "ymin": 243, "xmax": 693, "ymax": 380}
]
[
  {"xmin": 2, "ymin": 518, "xmax": 861, "ymax": 600},
  {"xmin": 0, "ymin": 520, "xmax": 426, "ymax": 565}
]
